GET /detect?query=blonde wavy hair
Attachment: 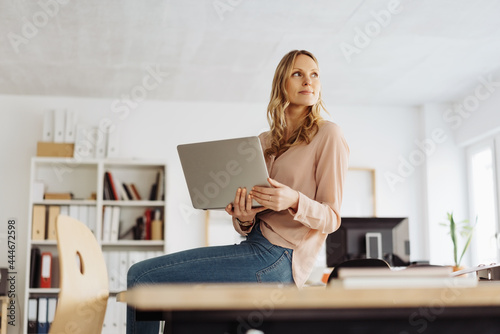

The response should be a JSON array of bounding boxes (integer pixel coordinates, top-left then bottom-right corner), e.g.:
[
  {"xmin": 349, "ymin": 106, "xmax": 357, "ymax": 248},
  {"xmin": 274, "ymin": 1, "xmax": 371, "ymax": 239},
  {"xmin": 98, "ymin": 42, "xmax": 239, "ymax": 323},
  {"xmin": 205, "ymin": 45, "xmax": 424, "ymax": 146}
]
[{"xmin": 265, "ymin": 50, "xmax": 327, "ymax": 158}]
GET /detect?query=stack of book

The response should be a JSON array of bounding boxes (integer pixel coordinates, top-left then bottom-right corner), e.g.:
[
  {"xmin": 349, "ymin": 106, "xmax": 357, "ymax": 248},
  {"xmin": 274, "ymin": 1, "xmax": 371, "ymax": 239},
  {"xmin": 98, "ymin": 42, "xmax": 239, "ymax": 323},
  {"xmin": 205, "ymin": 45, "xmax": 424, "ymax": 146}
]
[
  {"xmin": 101, "ymin": 207, "xmax": 163, "ymax": 241},
  {"xmin": 332, "ymin": 266, "xmax": 478, "ymax": 289},
  {"xmin": 103, "ymin": 171, "xmax": 142, "ymax": 201},
  {"xmin": 103, "ymin": 169, "xmax": 164, "ymax": 201},
  {"xmin": 43, "ymin": 193, "xmax": 73, "ymax": 200}
]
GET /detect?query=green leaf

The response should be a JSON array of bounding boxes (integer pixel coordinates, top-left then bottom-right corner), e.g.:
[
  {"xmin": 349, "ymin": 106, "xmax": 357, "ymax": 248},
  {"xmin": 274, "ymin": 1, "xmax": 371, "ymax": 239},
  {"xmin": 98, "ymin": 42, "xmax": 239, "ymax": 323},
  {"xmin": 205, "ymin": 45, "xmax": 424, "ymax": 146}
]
[
  {"xmin": 449, "ymin": 213, "xmax": 458, "ymax": 266},
  {"xmin": 441, "ymin": 212, "xmax": 477, "ymax": 267},
  {"xmin": 458, "ymin": 228, "xmax": 474, "ymax": 267}
]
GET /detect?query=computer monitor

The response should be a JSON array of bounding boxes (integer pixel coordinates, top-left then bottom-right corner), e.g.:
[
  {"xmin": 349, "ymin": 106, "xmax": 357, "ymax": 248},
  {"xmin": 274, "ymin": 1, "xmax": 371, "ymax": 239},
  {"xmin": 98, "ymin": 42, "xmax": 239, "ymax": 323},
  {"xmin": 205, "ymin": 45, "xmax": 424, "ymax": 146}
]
[{"xmin": 326, "ymin": 217, "xmax": 410, "ymax": 267}]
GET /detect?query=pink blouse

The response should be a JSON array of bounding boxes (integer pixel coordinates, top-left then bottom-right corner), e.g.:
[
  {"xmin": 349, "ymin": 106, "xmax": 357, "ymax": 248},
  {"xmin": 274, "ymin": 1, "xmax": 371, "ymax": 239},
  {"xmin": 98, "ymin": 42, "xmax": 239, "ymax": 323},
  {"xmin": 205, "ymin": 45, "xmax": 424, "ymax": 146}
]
[{"xmin": 233, "ymin": 120, "xmax": 350, "ymax": 287}]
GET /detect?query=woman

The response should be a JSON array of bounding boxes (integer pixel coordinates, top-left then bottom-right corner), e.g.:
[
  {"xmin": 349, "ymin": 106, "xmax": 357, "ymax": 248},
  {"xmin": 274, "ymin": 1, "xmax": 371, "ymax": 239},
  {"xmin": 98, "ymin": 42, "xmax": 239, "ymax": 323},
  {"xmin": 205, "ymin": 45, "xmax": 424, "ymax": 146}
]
[{"xmin": 126, "ymin": 50, "xmax": 349, "ymax": 333}]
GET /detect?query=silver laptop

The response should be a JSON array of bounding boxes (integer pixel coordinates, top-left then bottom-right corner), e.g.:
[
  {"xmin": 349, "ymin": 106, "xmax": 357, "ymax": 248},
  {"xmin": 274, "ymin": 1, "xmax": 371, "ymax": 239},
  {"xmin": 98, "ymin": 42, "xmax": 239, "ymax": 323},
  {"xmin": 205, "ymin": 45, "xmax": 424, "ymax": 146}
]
[{"xmin": 177, "ymin": 136, "xmax": 270, "ymax": 210}]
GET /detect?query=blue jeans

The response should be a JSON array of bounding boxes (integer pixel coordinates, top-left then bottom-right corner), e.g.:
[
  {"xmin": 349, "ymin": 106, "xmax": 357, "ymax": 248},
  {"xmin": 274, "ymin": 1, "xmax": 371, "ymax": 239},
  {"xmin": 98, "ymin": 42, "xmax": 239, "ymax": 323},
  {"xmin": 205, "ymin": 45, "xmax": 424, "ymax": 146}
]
[{"xmin": 126, "ymin": 222, "xmax": 294, "ymax": 334}]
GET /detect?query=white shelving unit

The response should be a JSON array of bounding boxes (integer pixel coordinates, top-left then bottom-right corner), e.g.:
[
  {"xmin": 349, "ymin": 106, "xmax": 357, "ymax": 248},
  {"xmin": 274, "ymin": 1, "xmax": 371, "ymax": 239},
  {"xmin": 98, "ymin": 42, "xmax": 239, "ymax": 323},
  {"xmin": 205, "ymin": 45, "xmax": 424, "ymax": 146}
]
[{"xmin": 23, "ymin": 157, "xmax": 167, "ymax": 333}]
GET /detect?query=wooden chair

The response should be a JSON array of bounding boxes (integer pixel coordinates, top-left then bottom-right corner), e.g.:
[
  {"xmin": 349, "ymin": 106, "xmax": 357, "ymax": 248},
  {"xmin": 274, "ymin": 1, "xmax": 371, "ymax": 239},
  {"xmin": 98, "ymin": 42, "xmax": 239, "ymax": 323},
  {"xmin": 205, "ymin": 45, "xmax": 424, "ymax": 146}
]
[
  {"xmin": 50, "ymin": 215, "xmax": 109, "ymax": 334},
  {"xmin": 327, "ymin": 258, "xmax": 391, "ymax": 283}
]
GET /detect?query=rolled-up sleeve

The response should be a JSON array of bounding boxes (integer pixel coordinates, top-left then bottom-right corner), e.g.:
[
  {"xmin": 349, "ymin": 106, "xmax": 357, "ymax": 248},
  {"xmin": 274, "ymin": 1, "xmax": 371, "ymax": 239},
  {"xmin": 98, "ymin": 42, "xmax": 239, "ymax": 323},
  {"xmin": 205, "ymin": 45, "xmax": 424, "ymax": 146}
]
[{"xmin": 232, "ymin": 217, "xmax": 255, "ymax": 236}]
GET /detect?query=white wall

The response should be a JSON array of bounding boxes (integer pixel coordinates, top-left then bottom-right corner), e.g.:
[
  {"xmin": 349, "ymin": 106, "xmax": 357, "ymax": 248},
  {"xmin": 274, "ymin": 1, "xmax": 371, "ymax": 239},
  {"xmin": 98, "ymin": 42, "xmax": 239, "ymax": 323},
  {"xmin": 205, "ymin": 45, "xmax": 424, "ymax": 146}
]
[
  {"xmin": 448, "ymin": 78, "xmax": 500, "ymax": 147},
  {"xmin": 421, "ymin": 103, "xmax": 469, "ymax": 266},
  {"xmin": 0, "ymin": 94, "xmax": 427, "ymax": 330},
  {"xmin": 331, "ymin": 105, "xmax": 427, "ymax": 261},
  {"xmin": 419, "ymin": 79, "xmax": 500, "ymax": 266}
]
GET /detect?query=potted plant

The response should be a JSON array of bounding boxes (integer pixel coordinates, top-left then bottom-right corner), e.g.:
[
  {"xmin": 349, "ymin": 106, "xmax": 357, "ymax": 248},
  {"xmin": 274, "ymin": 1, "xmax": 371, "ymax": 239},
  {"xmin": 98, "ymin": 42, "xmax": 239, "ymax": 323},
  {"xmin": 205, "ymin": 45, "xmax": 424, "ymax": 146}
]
[{"xmin": 440, "ymin": 212, "xmax": 476, "ymax": 271}]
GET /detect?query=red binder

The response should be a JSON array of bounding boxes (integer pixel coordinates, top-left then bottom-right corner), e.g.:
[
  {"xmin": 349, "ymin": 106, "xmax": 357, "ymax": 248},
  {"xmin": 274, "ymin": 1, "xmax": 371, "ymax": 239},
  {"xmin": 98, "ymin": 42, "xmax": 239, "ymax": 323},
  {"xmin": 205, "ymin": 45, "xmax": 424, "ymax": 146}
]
[
  {"xmin": 40, "ymin": 252, "xmax": 52, "ymax": 288},
  {"xmin": 144, "ymin": 209, "xmax": 152, "ymax": 240}
]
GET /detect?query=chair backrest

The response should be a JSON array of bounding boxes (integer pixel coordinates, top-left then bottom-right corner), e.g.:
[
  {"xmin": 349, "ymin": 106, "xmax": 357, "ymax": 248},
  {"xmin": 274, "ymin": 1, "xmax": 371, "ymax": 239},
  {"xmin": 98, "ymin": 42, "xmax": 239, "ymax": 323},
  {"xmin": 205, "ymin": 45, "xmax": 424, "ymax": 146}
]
[
  {"xmin": 50, "ymin": 215, "xmax": 109, "ymax": 334},
  {"xmin": 328, "ymin": 258, "xmax": 390, "ymax": 283}
]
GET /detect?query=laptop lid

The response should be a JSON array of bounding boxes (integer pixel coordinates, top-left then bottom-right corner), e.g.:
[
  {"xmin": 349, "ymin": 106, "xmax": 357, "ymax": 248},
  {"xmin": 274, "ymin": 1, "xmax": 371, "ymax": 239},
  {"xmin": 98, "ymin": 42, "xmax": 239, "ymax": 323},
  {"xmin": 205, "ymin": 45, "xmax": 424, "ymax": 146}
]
[{"xmin": 177, "ymin": 136, "xmax": 270, "ymax": 210}]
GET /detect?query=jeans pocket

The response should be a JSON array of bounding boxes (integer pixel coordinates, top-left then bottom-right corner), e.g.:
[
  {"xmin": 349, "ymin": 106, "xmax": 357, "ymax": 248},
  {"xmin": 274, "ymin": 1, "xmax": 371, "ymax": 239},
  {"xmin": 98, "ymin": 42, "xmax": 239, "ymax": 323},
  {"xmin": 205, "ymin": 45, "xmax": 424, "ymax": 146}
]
[{"xmin": 256, "ymin": 250, "xmax": 293, "ymax": 283}]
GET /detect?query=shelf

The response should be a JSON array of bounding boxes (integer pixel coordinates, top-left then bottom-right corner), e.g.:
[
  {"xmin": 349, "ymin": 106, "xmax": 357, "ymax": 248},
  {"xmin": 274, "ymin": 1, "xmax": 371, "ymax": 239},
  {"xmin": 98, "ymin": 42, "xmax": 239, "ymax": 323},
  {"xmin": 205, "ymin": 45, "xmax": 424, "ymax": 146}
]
[
  {"xmin": 33, "ymin": 199, "xmax": 97, "ymax": 205},
  {"xmin": 31, "ymin": 240, "xmax": 58, "ymax": 246},
  {"xmin": 26, "ymin": 157, "xmax": 167, "ymax": 333},
  {"xmin": 101, "ymin": 240, "xmax": 164, "ymax": 247},
  {"xmin": 103, "ymin": 159, "xmax": 166, "ymax": 167},
  {"xmin": 32, "ymin": 157, "xmax": 100, "ymax": 165},
  {"xmin": 102, "ymin": 200, "xmax": 165, "ymax": 207},
  {"xmin": 29, "ymin": 288, "xmax": 60, "ymax": 294}
]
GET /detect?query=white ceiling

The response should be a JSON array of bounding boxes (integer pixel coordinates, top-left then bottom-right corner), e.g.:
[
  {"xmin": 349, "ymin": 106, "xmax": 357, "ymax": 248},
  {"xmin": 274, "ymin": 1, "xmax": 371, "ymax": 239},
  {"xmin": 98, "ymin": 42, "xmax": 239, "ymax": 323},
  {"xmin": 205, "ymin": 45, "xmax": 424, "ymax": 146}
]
[{"xmin": 1, "ymin": 0, "xmax": 500, "ymax": 106}]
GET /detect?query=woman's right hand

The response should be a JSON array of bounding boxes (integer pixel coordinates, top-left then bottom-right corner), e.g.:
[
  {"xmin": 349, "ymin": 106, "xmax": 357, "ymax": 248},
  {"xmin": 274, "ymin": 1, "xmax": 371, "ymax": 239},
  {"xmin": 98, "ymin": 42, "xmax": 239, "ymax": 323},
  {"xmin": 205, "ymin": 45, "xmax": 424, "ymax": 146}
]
[{"xmin": 225, "ymin": 187, "xmax": 267, "ymax": 222}]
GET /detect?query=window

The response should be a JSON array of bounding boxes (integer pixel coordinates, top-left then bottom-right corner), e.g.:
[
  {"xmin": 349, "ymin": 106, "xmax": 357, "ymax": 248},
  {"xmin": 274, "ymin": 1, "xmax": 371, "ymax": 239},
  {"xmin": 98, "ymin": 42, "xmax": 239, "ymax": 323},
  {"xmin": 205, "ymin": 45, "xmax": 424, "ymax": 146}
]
[{"xmin": 466, "ymin": 136, "xmax": 500, "ymax": 265}]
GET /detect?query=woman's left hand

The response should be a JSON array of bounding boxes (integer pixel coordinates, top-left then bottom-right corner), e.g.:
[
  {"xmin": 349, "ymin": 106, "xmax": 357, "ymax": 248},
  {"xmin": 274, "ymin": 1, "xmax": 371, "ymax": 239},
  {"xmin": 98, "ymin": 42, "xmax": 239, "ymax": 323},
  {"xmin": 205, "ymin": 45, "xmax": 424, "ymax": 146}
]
[{"xmin": 250, "ymin": 178, "xmax": 299, "ymax": 212}]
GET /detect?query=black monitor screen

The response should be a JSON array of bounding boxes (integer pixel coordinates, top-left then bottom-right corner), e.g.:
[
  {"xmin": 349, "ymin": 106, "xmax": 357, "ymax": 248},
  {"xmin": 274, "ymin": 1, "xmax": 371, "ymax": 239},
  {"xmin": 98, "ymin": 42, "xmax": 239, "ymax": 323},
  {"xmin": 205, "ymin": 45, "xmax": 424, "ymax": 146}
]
[{"xmin": 326, "ymin": 217, "xmax": 410, "ymax": 267}]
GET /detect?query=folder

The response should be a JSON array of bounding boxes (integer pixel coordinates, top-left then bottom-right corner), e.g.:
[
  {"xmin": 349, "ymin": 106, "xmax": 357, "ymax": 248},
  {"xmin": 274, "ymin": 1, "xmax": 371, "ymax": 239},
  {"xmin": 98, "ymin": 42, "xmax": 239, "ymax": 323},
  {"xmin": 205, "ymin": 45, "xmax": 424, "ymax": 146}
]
[
  {"xmin": 68, "ymin": 204, "xmax": 79, "ymax": 219},
  {"xmin": 106, "ymin": 126, "xmax": 119, "ymax": 158},
  {"xmin": 32, "ymin": 205, "xmax": 46, "ymax": 240},
  {"xmin": 95, "ymin": 126, "xmax": 107, "ymax": 159},
  {"xmin": 42, "ymin": 110, "xmax": 54, "ymax": 142},
  {"xmin": 37, "ymin": 297, "xmax": 48, "ymax": 333},
  {"xmin": 78, "ymin": 205, "xmax": 88, "ymax": 227},
  {"xmin": 30, "ymin": 247, "xmax": 41, "ymax": 288},
  {"xmin": 74, "ymin": 124, "xmax": 91, "ymax": 159},
  {"xmin": 128, "ymin": 251, "xmax": 147, "ymax": 268},
  {"xmin": 118, "ymin": 252, "xmax": 129, "ymax": 291},
  {"xmin": 105, "ymin": 251, "xmax": 120, "ymax": 291},
  {"xmin": 102, "ymin": 296, "xmax": 118, "ymax": 333},
  {"xmin": 40, "ymin": 252, "xmax": 52, "ymax": 288},
  {"xmin": 64, "ymin": 109, "xmax": 76, "ymax": 143},
  {"xmin": 53, "ymin": 109, "xmax": 65, "ymax": 143},
  {"xmin": 46, "ymin": 206, "xmax": 60, "ymax": 240},
  {"xmin": 146, "ymin": 251, "xmax": 163, "ymax": 260},
  {"xmin": 47, "ymin": 297, "xmax": 57, "ymax": 330},
  {"xmin": 117, "ymin": 295, "xmax": 127, "ymax": 332},
  {"xmin": 110, "ymin": 206, "xmax": 121, "ymax": 242},
  {"xmin": 86, "ymin": 127, "xmax": 99, "ymax": 158},
  {"xmin": 59, "ymin": 205, "xmax": 69, "ymax": 216},
  {"xmin": 28, "ymin": 298, "xmax": 38, "ymax": 333},
  {"xmin": 88, "ymin": 206, "xmax": 97, "ymax": 236},
  {"xmin": 102, "ymin": 206, "xmax": 113, "ymax": 242},
  {"xmin": 50, "ymin": 254, "xmax": 60, "ymax": 289}
]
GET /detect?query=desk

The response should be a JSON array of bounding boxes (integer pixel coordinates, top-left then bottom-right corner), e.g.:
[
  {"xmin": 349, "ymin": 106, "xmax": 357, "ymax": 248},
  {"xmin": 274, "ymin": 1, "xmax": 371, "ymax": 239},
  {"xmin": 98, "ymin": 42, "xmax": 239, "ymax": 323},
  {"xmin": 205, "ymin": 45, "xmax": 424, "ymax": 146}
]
[{"xmin": 118, "ymin": 282, "xmax": 500, "ymax": 334}]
